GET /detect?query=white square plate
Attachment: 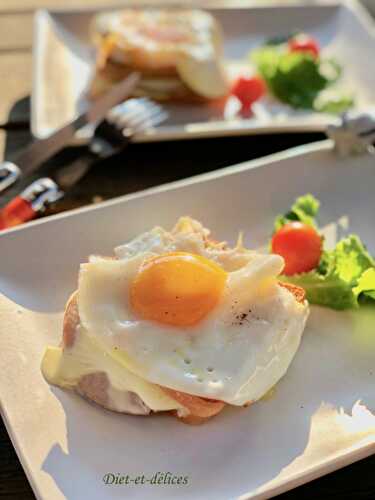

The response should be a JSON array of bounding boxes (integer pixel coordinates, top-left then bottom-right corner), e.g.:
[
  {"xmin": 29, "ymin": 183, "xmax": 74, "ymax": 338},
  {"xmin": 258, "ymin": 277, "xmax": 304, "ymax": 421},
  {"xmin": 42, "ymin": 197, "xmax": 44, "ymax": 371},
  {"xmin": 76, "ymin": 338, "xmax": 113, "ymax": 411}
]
[
  {"xmin": 0, "ymin": 140, "xmax": 374, "ymax": 500},
  {"xmin": 32, "ymin": 0, "xmax": 375, "ymax": 143}
]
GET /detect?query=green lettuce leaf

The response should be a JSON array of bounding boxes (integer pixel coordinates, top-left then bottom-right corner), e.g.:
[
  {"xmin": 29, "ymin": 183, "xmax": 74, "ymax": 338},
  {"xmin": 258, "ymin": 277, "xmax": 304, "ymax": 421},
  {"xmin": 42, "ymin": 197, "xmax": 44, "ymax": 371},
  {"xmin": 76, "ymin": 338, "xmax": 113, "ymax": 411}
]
[
  {"xmin": 274, "ymin": 193, "xmax": 320, "ymax": 231},
  {"xmin": 280, "ymin": 234, "xmax": 375, "ymax": 309},
  {"xmin": 264, "ymin": 32, "xmax": 299, "ymax": 46},
  {"xmin": 251, "ymin": 47, "xmax": 352, "ymax": 113},
  {"xmin": 314, "ymin": 93, "xmax": 355, "ymax": 114},
  {"xmin": 273, "ymin": 194, "xmax": 375, "ymax": 309},
  {"xmin": 280, "ymin": 271, "xmax": 357, "ymax": 310},
  {"xmin": 353, "ymin": 268, "xmax": 375, "ymax": 301},
  {"xmin": 332, "ymin": 235, "xmax": 374, "ymax": 283}
]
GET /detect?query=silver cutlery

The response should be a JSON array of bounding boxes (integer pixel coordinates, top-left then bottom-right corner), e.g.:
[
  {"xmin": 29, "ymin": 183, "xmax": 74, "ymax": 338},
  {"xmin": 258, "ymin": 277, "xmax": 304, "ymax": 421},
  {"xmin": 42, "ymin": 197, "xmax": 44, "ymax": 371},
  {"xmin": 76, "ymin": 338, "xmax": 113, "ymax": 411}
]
[
  {"xmin": 0, "ymin": 97, "xmax": 168, "ymax": 230},
  {"xmin": 0, "ymin": 72, "xmax": 140, "ymax": 194}
]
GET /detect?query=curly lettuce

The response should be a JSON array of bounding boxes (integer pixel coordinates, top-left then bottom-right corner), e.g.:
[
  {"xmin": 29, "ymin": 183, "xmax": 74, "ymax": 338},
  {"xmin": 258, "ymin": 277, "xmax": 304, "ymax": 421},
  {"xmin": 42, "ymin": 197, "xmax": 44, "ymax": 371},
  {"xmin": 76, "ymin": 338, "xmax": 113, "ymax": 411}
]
[
  {"xmin": 275, "ymin": 194, "xmax": 375, "ymax": 309},
  {"xmin": 354, "ymin": 268, "xmax": 375, "ymax": 301},
  {"xmin": 274, "ymin": 194, "xmax": 320, "ymax": 231},
  {"xmin": 251, "ymin": 47, "xmax": 353, "ymax": 113}
]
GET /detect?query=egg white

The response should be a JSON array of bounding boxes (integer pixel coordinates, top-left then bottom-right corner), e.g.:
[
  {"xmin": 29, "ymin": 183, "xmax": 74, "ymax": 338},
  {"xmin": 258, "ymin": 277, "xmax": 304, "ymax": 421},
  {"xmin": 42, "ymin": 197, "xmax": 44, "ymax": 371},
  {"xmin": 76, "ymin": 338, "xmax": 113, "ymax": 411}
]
[
  {"xmin": 78, "ymin": 228, "xmax": 308, "ymax": 406},
  {"xmin": 93, "ymin": 9, "xmax": 219, "ymax": 54},
  {"xmin": 92, "ymin": 10, "xmax": 228, "ymax": 99}
]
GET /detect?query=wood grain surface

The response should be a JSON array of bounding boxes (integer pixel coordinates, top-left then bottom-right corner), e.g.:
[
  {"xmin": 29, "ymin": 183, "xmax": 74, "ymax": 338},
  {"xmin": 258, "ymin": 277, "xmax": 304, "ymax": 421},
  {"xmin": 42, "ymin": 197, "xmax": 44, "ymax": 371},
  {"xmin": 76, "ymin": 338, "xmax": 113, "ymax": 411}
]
[{"xmin": 0, "ymin": 1, "xmax": 374, "ymax": 499}]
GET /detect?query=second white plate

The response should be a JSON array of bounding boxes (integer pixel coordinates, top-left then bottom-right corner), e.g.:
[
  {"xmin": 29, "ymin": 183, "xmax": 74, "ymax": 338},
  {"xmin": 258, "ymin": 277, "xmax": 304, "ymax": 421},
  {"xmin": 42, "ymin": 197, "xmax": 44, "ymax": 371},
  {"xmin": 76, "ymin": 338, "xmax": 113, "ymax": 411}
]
[
  {"xmin": 0, "ymin": 140, "xmax": 375, "ymax": 500},
  {"xmin": 32, "ymin": 0, "xmax": 375, "ymax": 143}
]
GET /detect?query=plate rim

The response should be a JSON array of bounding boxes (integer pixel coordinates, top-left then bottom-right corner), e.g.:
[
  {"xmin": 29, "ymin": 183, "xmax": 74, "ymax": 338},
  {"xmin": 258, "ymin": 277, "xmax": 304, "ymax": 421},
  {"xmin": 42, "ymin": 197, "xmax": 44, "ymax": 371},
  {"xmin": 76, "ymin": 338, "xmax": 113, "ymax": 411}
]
[
  {"xmin": 0, "ymin": 139, "xmax": 333, "ymax": 239},
  {"xmin": 245, "ymin": 440, "xmax": 375, "ymax": 499}
]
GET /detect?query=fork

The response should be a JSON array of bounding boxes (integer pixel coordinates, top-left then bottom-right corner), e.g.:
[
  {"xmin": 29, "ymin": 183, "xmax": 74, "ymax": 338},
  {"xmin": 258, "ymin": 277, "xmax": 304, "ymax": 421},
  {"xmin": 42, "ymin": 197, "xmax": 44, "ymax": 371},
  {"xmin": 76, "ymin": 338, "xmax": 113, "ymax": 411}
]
[
  {"xmin": 0, "ymin": 98, "xmax": 168, "ymax": 230},
  {"xmin": 55, "ymin": 98, "xmax": 168, "ymax": 190}
]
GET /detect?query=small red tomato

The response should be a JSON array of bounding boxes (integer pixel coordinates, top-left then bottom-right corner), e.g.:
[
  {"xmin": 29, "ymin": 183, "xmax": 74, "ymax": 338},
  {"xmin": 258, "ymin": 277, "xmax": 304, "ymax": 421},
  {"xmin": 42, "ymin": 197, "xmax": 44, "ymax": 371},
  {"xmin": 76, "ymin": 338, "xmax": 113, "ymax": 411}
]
[
  {"xmin": 271, "ymin": 222, "xmax": 322, "ymax": 276},
  {"xmin": 288, "ymin": 35, "xmax": 320, "ymax": 58},
  {"xmin": 231, "ymin": 76, "xmax": 266, "ymax": 112}
]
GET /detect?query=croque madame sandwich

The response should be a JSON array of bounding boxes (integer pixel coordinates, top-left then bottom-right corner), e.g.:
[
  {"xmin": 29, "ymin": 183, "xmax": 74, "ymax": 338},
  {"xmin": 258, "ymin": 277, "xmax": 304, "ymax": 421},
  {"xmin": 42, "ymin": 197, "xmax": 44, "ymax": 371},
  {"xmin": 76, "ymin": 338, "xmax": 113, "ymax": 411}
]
[
  {"xmin": 88, "ymin": 9, "xmax": 229, "ymax": 101},
  {"xmin": 41, "ymin": 217, "xmax": 308, "ymax": 424}
]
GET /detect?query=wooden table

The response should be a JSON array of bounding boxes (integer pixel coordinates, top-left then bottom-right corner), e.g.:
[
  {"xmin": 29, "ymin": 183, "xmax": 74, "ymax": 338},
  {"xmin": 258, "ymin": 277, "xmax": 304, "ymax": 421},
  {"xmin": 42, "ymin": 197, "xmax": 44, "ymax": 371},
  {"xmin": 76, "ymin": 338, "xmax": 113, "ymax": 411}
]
[{"xmin": 0, "ymin": 1, "xmax": 374, "ymax": 499}]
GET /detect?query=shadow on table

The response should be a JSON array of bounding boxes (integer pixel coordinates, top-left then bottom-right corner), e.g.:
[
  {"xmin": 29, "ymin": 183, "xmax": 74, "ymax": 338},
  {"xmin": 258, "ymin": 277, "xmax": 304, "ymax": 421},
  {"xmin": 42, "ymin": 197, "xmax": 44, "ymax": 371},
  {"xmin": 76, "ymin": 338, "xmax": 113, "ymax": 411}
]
[{"xmin": 2, "ymin": 95, "xmax": 30, "ymax": 130}]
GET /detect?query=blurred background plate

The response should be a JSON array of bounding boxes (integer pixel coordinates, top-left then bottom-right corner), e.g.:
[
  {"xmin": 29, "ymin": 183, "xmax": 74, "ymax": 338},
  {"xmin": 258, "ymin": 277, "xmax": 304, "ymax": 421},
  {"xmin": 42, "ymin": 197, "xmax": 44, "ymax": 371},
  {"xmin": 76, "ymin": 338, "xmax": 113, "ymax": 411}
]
[{"xmin": 31, "ymin": 0, "xmax": 375, "ymax": 144}]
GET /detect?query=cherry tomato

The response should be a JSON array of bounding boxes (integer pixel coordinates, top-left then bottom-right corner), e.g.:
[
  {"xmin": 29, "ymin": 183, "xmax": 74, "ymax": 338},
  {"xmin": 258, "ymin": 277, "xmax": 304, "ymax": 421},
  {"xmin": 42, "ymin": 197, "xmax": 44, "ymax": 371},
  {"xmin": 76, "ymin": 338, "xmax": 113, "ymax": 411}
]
[
  {"xmin": 271, "ymin": 222, "xmax": 322, "ymax": 275},
  {"xmin": 288, "ymin": 35, "xmax": 320, "ymax": 58},
  {"xmin": 231, "ymin": 76, "xmax": 266, "ymax": 113}
]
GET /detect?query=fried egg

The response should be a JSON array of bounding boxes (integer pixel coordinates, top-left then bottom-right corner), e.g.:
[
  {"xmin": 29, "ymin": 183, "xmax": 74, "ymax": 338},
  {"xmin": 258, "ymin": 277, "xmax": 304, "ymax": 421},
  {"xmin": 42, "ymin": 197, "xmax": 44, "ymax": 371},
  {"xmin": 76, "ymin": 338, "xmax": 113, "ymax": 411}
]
[
  {"xmin": 91, "ymin": 9, "xmax": 229, "ymax": 99},
  {"xmin": 78, "ymin": 219, "xmax": 308, "ymax": 406},
  {"xmin": 93, "ymin": 9, "xmax": 221, "ymax": 69}
]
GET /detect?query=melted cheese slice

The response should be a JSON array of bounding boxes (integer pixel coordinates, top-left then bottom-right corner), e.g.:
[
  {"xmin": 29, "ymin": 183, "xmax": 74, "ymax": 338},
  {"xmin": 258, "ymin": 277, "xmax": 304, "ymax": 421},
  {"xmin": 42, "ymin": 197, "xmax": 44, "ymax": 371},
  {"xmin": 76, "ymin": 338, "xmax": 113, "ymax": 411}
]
[{"xmin": 41, "ymin": 326, "xmax": 183, "ymax": 413}]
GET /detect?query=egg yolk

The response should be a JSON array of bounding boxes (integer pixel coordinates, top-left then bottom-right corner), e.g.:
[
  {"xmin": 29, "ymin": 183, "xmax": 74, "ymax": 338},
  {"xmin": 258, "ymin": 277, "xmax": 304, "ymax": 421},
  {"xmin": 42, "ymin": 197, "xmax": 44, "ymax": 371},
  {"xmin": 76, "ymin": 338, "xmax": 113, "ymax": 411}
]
[{"xmin": 130, "ymin": 252, "xmax": 227, "ymax": 327}]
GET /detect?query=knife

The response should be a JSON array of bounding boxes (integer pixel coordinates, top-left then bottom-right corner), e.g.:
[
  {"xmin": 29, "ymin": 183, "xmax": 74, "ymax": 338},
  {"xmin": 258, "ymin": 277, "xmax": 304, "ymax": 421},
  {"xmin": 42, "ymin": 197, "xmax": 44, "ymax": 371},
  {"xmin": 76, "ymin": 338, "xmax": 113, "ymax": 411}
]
[
  {"xmin": 0, "ymin": 72, "xmax": 140, "ymax": 194},
  {"xmin": 0, "ymin": 149, "xmax": 118, "ymax": 231},
  {"xmin": 0, "ymin": 97, "xmax": 168, "ymax": 231}
]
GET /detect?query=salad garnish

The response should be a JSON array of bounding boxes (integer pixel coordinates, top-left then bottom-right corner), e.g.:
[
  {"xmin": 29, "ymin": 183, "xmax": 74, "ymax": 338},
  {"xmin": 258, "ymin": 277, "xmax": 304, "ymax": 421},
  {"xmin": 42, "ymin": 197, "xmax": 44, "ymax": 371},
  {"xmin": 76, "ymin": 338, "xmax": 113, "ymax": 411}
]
[
  {"xmin": 272, "ymin": 194, "xmax": 375, "ymax": 309},
  {"xmin": 251, "ymin": 33, "xmax": 354, "ymax": 114}
]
